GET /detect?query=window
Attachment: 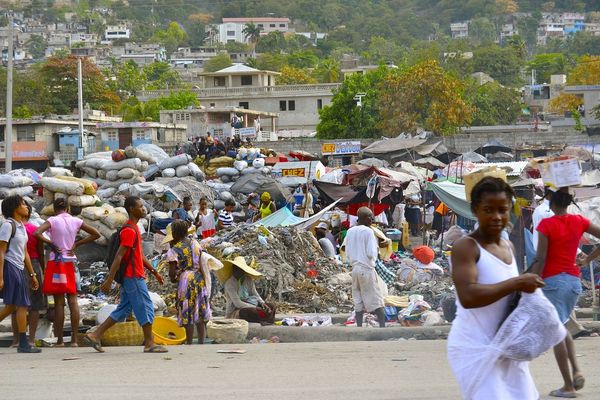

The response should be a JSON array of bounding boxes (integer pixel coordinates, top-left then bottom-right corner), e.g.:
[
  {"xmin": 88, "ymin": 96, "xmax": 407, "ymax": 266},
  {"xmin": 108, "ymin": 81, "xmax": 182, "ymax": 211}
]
[
  {"xmin": 158, "ymin": 128, "xmax": 165, "ymax": 143},
  {"xmin": 241, "ymin": 75, "xmax": 252, "ymax": 86},
  {"xmin": 288, "ymin": 100, "xmax": 295, "ymax": 111},
  {"xmin": 280, "ymin": 24, "xmax": 286, "ymax": 28},
  {"xmin": 209, "ymin": 103, "xmax": 216, "ymax": 107},
  {"xmin": 227, "ymin": 30, "xmax": 235, "ymax": 36},
  {"xmin": 258, "ymin": 24, "xmax": 264, "ymax": 28},
  {"xmin": 317, "ymin": 99, "xmax": 323, "ymax": 110},
  {"xmin": 214, "ymin": 77, "xmax": 226, "ymax": 87},
  {"xmin": 16, "ymin": 126, "xmax": 35, "ymax": 142},
  {"xmin": 270, "ymin": 24, "xmax": 276, "ymax": 28},
  {"xmin": 279, "ymin": 100, "xmax": 287, "ymax": 111},
  {"xmin": 239, "ymin": 102, "xmax": 249, "ymax": 109}
]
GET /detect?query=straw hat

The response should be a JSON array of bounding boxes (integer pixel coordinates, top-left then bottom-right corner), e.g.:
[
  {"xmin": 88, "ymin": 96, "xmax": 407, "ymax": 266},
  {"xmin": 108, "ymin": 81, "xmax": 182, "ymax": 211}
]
[
  {"xmin": 160, "ymin": 223, "xmax": 197, "ymax": 245},
  {"xmin": 214, "ymin": 256, "xmax": 262, "ymax": 283}
]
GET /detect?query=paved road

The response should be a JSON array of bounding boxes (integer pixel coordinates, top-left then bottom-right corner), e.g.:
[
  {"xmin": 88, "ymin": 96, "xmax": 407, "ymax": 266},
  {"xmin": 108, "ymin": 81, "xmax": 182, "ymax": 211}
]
[{"xmin": 3, "ymin": 339, "xmax": 599, "ymax": 399}]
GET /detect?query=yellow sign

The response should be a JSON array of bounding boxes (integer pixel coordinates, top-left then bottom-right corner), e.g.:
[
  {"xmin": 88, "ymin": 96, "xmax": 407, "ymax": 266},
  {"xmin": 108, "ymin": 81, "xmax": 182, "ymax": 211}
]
[
  {"xmin": 282, "ymin": 168, "xmax": 306, "ymax": 177},
  {"xmin": 321, "ymin": 143, "xmax": 336, "ymax": 154}
]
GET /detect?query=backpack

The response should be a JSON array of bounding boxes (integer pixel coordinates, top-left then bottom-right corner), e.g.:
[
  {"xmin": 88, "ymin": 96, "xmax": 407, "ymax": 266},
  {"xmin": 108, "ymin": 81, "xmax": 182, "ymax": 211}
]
[
  {"xmin": 105, "ymin": 223, "xmax": 138, "ymax": 284},
  {"xmin": 4, "ymin": 220, "xmax": 16, "ymax": 253}
]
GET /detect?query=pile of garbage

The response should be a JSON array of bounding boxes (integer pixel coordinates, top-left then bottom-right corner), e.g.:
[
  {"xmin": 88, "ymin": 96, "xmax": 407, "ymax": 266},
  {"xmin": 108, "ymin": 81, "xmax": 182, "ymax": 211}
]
[{"xmin": 200, "ymin": 224, "xmax": 351, "ymax": 313}]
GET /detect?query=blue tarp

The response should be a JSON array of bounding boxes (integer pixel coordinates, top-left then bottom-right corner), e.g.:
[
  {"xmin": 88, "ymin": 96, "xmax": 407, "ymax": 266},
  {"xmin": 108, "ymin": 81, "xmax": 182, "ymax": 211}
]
[{"xmin": 254, "ymin": 206, "xmax": 304, "ymax": 227}]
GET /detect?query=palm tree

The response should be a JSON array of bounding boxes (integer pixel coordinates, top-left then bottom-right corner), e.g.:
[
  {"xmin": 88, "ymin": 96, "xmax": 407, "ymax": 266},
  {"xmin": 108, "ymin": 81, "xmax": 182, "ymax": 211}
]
[{"xmin": 243, "ymin": 23, "xmax": 262, "ymax": 57}]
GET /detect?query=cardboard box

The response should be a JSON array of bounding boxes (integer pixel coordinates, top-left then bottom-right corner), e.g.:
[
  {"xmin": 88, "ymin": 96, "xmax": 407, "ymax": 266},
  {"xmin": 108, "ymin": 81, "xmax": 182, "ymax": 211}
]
[
  {"xmin": 464, "ymin": 166, "xmax": 508, "ymax": 201},
  {"xmin": 532, "ymin": 156, "xmax": 581, "ymax": 188}
]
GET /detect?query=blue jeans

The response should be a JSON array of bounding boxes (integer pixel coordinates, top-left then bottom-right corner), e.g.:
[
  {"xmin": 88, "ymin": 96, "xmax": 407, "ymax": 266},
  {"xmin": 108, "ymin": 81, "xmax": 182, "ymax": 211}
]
[
  {"xmin": 543, "ymin": 273, "xmax": 582, "ymax": 324},
  {"xmin": 109, "ymin": 278, "xmax": 155, "ymax": 326}
]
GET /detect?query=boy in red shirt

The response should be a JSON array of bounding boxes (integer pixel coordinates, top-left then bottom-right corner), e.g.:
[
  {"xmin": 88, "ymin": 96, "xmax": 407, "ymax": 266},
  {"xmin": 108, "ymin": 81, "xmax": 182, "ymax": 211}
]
[{"xmin": 84, "ymin": 196, "xmax": 167, "ymax": 353}]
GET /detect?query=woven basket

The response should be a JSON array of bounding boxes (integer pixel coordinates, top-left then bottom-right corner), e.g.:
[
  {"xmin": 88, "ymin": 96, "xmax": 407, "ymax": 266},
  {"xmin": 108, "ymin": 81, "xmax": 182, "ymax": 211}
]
[
  {"xmin": 207, "ymin": 319, "xmax": 249, "ymax": 344},
  {"xmin": 101, "ymin": 321, "xmax": 144, "ymax": 346}
]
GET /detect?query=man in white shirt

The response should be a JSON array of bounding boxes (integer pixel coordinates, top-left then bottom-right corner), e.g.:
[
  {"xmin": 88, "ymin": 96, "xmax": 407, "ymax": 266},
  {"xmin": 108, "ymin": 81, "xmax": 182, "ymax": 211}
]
[{"xmin": 343, "ymin": 207, "xmax": 386, "ymax": 328}]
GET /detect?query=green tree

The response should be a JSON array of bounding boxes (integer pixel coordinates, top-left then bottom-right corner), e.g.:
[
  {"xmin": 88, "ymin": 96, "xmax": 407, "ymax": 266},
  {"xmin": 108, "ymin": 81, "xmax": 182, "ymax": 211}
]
[
  {"xmin": 317, "ymin": 66, "xmax": 389, "ymax": 139},
  {"xmin": 526, "ymin": 53, "xmax": 570, "ymax": 84},
  {"xmin": 566, "ymin": 55, "xmax": 600, "ymax": 85},
  {"xmin": 107, "ymin": 60, "xmax": 147, "ymax": 97},
  {"xmin": 313, "ymin": 58, "xmax": 341, "ymax": 83},
  {"xmin": 378, "ymin": 60, "xmax": 474, "ymax": 136},
  {"xmin": 243, "ymin": 23, "xmax": 262, "ymax": 57},
  {"xmin": 40, "ymin": 55, "xmax": 121, "ymax": 114},
  {"xmin": 469, "ymin": 18, "xmax": 497, "ymax": 46},
  {"xmin": 120, "ymin": 97, "xmax": 159, "ymax": 122},
  {"xmin": 472, "ymin": 45, "xmax": 524, "ymax": 86},
  {"xmin": 287, "ymin": 51, "xmax": 319, "ymax": 69},
  {"xmin": 152, "ymin": 21, "xmax": 187, "ymax": 55},
  {"xmin": 253, "ymin": 53, "xmax": 288, "ymax": 71},
  {"xmin": 26, "ymin": 35, "xmax": 47, "ymax": 59},
  {"xmin": 143, "ymin": 62, "xmax": 181, "ymax": 90},
  {"xmin": 255, "ymin": 31, "xmax": 286, "ymax": 53},
  {"xmin": 203, "ymin": 53, "xmax": 233, "ymax": 72},
  {"xmin": 466, "ymin": 81, "xmax": 522, "ymax": 126},
  {"xmin": 225, "ymin": 42, "xmax": 250, "ymax": 53}
]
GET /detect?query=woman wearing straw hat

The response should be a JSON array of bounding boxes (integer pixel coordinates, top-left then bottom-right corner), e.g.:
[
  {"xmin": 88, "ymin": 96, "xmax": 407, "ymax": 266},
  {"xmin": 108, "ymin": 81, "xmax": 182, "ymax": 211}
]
[{"xmin": 217, "ymin": 256, "xmax": 276, "ymax": 324}]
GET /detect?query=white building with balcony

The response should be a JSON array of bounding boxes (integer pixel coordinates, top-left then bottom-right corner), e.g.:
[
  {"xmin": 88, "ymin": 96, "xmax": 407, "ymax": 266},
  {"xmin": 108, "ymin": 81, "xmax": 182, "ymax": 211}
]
[
  {"xmin": 216, "ymin": 17, "xmax": 291, "ymax": 44},
  {"xmin": 450, "ymin": 22, "xmax": 469, "ymax": 39},
  {"xmin": 105, "ymin": 25, "xmax": 131, "ymax": 41}
]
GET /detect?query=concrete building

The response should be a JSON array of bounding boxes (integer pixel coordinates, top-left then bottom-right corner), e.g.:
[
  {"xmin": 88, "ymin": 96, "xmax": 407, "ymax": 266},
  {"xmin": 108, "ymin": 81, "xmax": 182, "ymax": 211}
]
[
  {"xmin": 0, "ymin": 119, "xmax": 100, "ymax": 170},
  {"xmin": 104, "ymin": 25, "xmax": 131, "ymax": 41},
  {"xmin": 523, "ymin": 75, "xmax": 567, "ymax": 113},
  {"xmin": 563, "ymin": 85, "xmax": 600, "ymax": 123},
  {"xmin": 169, "ymin": 46, "xmax": 221, "ymax": 70},
  {"xmin": 113, "ymin": 42, "xmax": 167, "ymax": 66},
  {"xmin": 562, "ymin": 13, "xmax": 586, "ymax": 34},
  {"xmin": 96, "ymin": 122, "xmax": 187, "ymax": 153},
  {"xmin": 216, "ymin": 17, "xmax": 291, "ymax": 44},
  {"xmin": 585, "ymin": 22, "xmax": 600, "ymax": 36},
  {"xmin": 159, "ymin": 107, "xmax": 278, "ymax": 141},
  {"xmin": 450, "ymin": 22, "xmax": 469, "ymax": 39},
  {"xmin": 69, "ymin": 33, "xmax": 99, "ymax": 46},
  {"xmin": 500, "ymin": 23, "xmax": 518, "ymax": 41},
  {"xmin": 201, "ymin": 64, "xmax": 280, "ymax": 88}
]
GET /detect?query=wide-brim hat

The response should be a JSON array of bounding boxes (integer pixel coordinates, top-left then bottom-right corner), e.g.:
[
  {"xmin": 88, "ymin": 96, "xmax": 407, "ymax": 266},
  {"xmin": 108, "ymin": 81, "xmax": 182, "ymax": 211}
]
[
  {"xmin": 160, "ymin": 223, "xmax": 197, "ymax": 245},
  {"xmin": 214, "ymin": 256, "xmax": 262, "ymax": 283}
]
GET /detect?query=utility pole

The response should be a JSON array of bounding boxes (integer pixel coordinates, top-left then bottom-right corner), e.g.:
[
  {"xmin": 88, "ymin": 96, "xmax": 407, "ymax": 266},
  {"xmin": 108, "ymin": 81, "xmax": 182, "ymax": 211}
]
[
  {"xmin": 5, "ymin": 13, "xmax": 13, "ymax": 172},
  {"xmin": 77, "ymin": 57, "xmax": 85, "ymax": 159}
]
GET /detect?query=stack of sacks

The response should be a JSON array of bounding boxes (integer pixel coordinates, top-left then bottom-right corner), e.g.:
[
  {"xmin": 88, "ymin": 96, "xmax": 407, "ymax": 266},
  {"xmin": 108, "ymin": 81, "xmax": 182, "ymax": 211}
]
[
  {"xmin": 201, "ymin": 155, "xmax": 234, "ymax": 179},
  {"xmin": 39, "ymin": 176, "xmax": 100, "ymax": 217},
  {"xmin": 0, "ymin": 173, "xmax": 34, "ymax": 199},
  {"xmin": 76, "ymin": 146, "xmax": 156, "ymax": 199},
  {"xmin": 158, "ymin": 153, "xmax": 204, "ymax": 182},
  {"xmin": 205, "ymin": 181, "xmax": 235, "ymax": 210},
  {"xmin": 79, "ymin": 204, "xmax": 129, "ymax": 246}
]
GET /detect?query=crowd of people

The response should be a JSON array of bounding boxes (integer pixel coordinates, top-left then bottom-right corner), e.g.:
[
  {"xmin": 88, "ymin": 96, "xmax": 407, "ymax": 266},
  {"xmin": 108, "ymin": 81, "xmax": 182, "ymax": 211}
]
[{"xmin": 175, "ymin": 132, "xmax": 252, "ymax": 161}]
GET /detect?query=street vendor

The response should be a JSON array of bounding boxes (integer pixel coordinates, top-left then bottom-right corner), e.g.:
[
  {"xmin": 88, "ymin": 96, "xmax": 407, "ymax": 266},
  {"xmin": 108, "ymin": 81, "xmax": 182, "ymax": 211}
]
[
  {"xmin": 254, "ymin": 192, "xmax": 276, "ymax": 221},
  {"xmin": 219, "ymin": 256, "xmax": 276, "ymax": 324}
]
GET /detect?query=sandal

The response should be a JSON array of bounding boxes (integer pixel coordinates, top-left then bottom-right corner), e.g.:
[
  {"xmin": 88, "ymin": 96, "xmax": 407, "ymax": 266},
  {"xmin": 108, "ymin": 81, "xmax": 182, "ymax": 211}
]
[
  {"xmin": 549, "ymin": 389, "xmax": 576, "ymax": 398},
  {"xmin": 574, "ymin": 375, "xmax": 585, "ymax": 391},
  {"xmin": 83, "ymin": 334, "xmax": 105, "ymax": 353},
  {"xmin": 17, "ymin": 346, "xmax": 42, "ymax": 354},
  {"xmin": 143, "ymin": 345, "xmax": 168, "ymax": 353}
]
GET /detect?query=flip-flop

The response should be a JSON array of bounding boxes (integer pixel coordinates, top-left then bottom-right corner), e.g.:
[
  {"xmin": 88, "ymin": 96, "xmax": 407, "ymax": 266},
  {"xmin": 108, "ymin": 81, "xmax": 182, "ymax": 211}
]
[
  {"xmin": 143, "ymin": 345, "xmax": 168, "ymax": 353},
  {"xmin": 549, "ymin": 389, "xmax": 577, "ymax": 398},
  {"xmin": 83, "ymin": 334, "xmax": 105, "ymax": 353},
  {"xmin": 574, "ymin": 375, "xmax": 585, "ymax": 391}
]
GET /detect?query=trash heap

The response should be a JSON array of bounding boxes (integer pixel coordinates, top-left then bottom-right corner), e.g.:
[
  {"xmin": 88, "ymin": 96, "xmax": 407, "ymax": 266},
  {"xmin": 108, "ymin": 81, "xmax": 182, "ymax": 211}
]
[{"xmin": 200, "ymin": 224, "xmax": 352, "ymax": 313}]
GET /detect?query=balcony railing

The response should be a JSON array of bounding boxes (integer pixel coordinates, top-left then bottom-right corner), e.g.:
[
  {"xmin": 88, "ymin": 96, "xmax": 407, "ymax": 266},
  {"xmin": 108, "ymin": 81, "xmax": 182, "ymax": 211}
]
[{"xmin": 138, "ymin": 83, "xmax": 342, "ymax": 100}]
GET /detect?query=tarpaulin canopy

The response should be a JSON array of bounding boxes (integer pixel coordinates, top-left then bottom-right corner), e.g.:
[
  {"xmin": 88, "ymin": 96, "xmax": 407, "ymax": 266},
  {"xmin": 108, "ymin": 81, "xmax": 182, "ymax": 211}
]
[
  {"xmin": 414, "ymin": 156, "xmax": 447, "ymax": 170},
  {"xmin": 357, "ymin": 158, "xmax": 390, "ymax": 168},
  {"xmin": 454, "ymin": 151, "xmax": 488, "ymax": 163},
  {"xmin": 475, "ymin": 139, "xmax": 512, "ymax": 155},
  {"xmin": 431, "ymin": 181, "xmax": 475, "ymax": 220},
  {"xmin": 363, "ymin": 137, "xmax": 427, "ymax": 155},
  {"xmin": 230, "ymin": 174, "xmax": 292, "ymax": 202},
  {"xmin": 414, "ymin": 141, "xmax": 448, "ymax": 156},
  {"xmin": 343, "ymin": 165, "xmax": 415, "ymax": 201},
  {"xmin": 255, "ymin": 199, "xmax": 341, "ymax": 229}
]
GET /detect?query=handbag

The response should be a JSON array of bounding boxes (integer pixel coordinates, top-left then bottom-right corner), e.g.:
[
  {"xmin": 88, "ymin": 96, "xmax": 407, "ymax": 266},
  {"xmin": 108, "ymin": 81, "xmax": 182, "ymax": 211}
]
[{"xmin": 42, "ymin": 256, "xmax": 77, "ymax": 295}]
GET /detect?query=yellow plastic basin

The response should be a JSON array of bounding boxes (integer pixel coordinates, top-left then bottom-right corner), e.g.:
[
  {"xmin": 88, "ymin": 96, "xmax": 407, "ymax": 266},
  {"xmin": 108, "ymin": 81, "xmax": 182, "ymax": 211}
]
[{"xmin": 152, "ymin": 317, "xmax": 187, "ymax": 345}]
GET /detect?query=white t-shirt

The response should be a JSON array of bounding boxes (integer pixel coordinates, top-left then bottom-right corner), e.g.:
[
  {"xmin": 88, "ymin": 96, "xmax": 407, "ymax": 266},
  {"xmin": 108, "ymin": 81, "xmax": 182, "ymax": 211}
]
[
  {"xmin": 0, "ymin": 219, "xmax": 27, "ymax": 269},
  {"xmin": 192, "ymin": 209, "xmax": 216, "ymax": 233},
  {"xmin": 344, "ymin": 225, "xmax": 378, "ymax": 269}
]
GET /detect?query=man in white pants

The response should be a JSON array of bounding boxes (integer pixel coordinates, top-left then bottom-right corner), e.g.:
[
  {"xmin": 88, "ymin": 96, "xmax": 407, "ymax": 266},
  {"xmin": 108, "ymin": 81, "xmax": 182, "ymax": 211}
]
[{"xmin": 344, "ymin": 207, "xmax": 386, "ymax": 327}]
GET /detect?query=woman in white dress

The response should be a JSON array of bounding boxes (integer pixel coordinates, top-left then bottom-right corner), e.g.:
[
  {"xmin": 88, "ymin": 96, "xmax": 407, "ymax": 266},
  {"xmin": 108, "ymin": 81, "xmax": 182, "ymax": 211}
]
[{"xmin": 448, "ymin": 177, "xmax": 546, "ymax": 399}]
